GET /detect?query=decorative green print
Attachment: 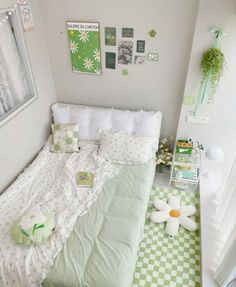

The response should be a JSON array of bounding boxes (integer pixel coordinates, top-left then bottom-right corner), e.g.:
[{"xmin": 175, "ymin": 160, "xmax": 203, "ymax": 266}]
[
  {"xmin": 149, "ymin": 29, "xmax": 157, "ymax": 38},
  {"xmin": 18, "ymin": 225, "xmax": 30, "ymax": 237},
  {"xmin": 183, "ymin": 96, "xmax": 196, "ymax": 106},
  {"xmin": 122, "ymin": 69, "xmax": 129, "ymax": 76},
  {"xmin": 67, "ymin": 22, "xmax": 102, "ymax": 75},
  {"xmin": 122, "ymin": 28, "xmax": 134, "ymax": 38},
  {"xmin": 32, "ymin": 224, "xmax": 45, "ymax": 235},
  {"xmin": 105, "ymin": 52, "xmax": 116, "ymax": 69},
  {"xmin": 136, "ymin": 40, "xmax": 145, "ymax": 53},
  {"xmin": 105, "ymin": 27, "xmax": 116, "ymax": 46}
]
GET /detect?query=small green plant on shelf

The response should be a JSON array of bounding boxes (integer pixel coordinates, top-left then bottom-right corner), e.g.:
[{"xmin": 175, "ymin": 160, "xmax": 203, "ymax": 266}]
[
  {"xmin": 156, "ymin": 136, "xmax": 174, "ymax": 171},
  {"xmin": 200, "ymin": 47, "xmax": 225, "ymax": 103}
]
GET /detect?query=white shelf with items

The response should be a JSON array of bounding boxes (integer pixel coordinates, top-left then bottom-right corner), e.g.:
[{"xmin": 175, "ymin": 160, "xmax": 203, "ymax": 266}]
[{"xmin": 169, "ymin": 142, "xmax": 202, "ymax": 192}]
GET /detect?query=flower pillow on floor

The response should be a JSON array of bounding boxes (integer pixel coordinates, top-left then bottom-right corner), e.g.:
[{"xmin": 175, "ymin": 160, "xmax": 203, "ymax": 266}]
[{"xmin": 151, "ymin": 196, "xmax": 197, "ymax": 236}]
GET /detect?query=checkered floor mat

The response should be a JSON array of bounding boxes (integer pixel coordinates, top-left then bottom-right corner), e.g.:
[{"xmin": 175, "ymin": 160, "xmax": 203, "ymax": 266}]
[{"xmin": 132, "ymin": 187, "xmax": 201, "ymax": 287}]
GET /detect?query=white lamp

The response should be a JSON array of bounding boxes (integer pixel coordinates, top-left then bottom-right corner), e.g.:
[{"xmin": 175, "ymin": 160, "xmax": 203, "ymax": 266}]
[{"xmin": 204, "ymin": 145, "xmax": 224, "ymax": 178}]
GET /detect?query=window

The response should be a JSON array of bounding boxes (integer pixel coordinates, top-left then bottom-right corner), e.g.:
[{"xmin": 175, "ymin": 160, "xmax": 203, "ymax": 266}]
[{"xmin": 0, "ymin": 6, "xmax": 37, "ymax": 126}]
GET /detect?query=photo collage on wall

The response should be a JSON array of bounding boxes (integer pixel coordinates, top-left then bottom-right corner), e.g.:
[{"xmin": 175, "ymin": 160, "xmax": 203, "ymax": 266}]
[
  {"xmin": 105, "ymin": 26, "xmax": 159, "ymax": 73},
  {"xmin": 66, "ymin": 21, "xmax": 158, "ymax": 75}
]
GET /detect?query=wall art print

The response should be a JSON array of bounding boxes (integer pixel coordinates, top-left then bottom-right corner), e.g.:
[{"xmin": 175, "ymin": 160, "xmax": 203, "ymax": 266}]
[
  {"xmin": 134, "ymin": 55, "xmax": 145, "ymax": 65},
  {"xmin": 136, "ymin": 40, "xmax": 145, "ymax": 53},
  {"xmin": 105, "ymin": 27, "xmax": 116, "ymax": 46},
  {"xmin": 118, "ymin": 40, "xmax": 133, "ymax": 65},
  {"xmin": 147, "ymin": 53, "xmax": 159, "ymax": 61},
  {"xmin": 122, "ymin": 28, "xmax": 134, "ymax": 38},
  {"xmin": 67, "ymin": 21, "xmax": 102, "ymax": 75},
  {"xmin": 105, "ymin": 52, "xmax": 116, "ymax": 69}
]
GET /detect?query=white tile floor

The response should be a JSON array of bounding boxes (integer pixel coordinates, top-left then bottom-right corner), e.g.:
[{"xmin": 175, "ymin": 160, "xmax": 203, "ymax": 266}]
[{"xmin": 153, "ymin": 170, "xmax": 170, "ymax": 187}]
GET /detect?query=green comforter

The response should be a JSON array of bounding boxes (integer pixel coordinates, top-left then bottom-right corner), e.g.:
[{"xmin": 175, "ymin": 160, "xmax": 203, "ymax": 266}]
[{"xmin": 43, "ymin": 160, "xmax": 155, "ymax": 287}]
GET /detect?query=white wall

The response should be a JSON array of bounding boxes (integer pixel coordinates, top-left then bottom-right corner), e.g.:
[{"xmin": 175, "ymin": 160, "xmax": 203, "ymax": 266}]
[
  {"xmin": 177, "ymin": 0, "xmax": 236, "ymax": 178},
  {"xmin": 0, "ymin": 0, "xmax": 56, "ymax": 193},
  {"xmin": 39, "ymin": 0, "xmax": 199, "ymax": 137},
  {"xmin": 177, "ymin": 2, "xmax": 236, "ymax": 286}
]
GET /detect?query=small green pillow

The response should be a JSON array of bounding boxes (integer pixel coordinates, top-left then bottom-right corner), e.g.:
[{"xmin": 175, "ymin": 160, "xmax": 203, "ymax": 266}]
[
  {"xmin": 51, "ymin": 124, "xmax": 79, "ymax": 153},
  {"xmin": 11, "ymin": 211, "xmax": 55, "ymax": 246}
]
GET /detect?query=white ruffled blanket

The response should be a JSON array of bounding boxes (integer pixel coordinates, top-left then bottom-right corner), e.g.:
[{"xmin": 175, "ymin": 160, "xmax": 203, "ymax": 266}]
[{"xmin": 0, "ymin": 140, "xmax": 117, "ymax": 287}]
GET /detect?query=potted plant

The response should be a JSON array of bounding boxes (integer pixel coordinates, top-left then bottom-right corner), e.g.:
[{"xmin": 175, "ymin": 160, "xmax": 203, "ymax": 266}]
[{"xmin": 156, "ymin": 136, "xmax": 174, "ymax": 173}]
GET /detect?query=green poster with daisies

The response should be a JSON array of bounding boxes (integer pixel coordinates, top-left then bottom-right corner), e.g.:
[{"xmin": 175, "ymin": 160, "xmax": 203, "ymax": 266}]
[{"xmin": 67, "ymin": 22, "xmax": 102, "ymax": 75}]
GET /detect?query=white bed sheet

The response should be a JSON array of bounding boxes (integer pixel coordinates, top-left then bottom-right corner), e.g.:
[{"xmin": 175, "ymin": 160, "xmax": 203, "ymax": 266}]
[{"xmin": 0, "ymin": 139, "xmax": 117, "ymax": 287}]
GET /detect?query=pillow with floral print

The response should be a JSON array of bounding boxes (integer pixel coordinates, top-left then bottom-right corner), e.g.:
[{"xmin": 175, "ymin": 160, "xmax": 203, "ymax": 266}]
[
  {"xmin": 98, "ymin": 129, "xmax": 156, "ymax": 164},
  {"xmin": 50, "ymin": 124, "xmax": 79, "ymax": 153}
]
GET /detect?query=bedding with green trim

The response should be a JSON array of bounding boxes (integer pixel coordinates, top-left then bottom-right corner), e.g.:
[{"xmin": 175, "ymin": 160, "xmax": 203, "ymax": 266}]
[{"xmin": 42, "ymin": 160, "xmax": 155, "ymax": 287}]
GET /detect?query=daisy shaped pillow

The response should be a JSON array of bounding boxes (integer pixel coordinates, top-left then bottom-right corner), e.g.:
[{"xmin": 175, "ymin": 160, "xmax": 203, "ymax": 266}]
[{"xmin": 151, "ymin": 196, "xmax": 198, "ymax": 237}]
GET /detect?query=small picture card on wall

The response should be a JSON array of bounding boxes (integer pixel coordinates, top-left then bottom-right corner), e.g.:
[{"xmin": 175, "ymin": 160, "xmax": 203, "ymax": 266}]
[
  {"xmin": 122, "ymin": 28, "xmax": 134, "ymax": 38},
  {"xmin": 148, "ymin": 29, "xmax": 157, "ymax": 38},
  {"xmin": 118, "ymin": 41, "xmax": 133, "ymax": 64},
  {"xmin": 122, "ymin": 69, "xmax": 129, "ymax": 76},
  {"xmin": 147, "ymin": 53, "xmax": 159, "ymax": 61},
  {"xmin": 105, "ymin": 27, "xmax": 116, "ymax": 46},
  {"xmin": 136, "ymin": 40, "xmax": 145, "ymax": 53},
  {"xmin": 105, "ymin": 52, "xmax": 116, "ymax": 69},
  {"xmin": 18, "ymin": 1, "xmax": 34, "ymax": 31},
  {"xmin": 134, "ymin": 56, "xmax": 145, "ymax": 65},
  {"xmin": 183, "ymin": 96, "xmax": 196, "ymax": 106},
  {"xmin": 67, "ymin": 22, "xmax": 102, "ymax": 75}
]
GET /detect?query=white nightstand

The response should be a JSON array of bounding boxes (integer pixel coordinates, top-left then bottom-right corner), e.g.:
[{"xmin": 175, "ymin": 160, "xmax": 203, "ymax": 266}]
[{"xmin": 169, "ymin": 145, "xmax": 201, "ymax": 192}]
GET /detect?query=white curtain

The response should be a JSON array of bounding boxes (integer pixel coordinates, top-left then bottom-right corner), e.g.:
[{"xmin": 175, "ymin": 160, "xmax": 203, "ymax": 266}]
[
  {"xmin": 214, "ymin": 156, "xmax": 236, "ymax": 286},
  {"xmin": 0, "ymin": 14, "xmax": 30, "ymax": 117}
]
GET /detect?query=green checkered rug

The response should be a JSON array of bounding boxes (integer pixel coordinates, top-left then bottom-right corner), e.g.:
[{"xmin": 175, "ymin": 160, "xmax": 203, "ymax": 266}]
[{"xmin": 132, "ymin": 187, "xmax": 201, "ymax": 287}]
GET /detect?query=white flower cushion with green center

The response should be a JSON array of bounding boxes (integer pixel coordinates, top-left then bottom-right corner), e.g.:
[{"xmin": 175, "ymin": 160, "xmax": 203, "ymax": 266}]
[
  {"xmin": 51, "ymin": 124, "xmax": 79, "ymax": 153},
  {"xmin": 151, "ymin": 196, "xmax": 197, "ymax": 236},
  {"xmin": 11, "ymin": 211, "xmax": 55, "ymax": 245}
]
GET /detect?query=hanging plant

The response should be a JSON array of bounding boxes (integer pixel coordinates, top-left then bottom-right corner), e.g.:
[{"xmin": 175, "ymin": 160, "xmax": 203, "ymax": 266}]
[{"xmin": 200, "ymin": 47, "xmax": 225, "ymax": 103}]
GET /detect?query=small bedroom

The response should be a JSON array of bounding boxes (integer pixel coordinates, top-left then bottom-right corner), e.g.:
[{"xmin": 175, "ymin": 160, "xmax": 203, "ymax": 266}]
[{"xmin": 0, "ymin": 0, "xmax": 236, "ymax": 286}]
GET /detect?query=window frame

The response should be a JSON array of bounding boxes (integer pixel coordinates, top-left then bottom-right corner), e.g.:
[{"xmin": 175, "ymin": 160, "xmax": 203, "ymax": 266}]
[{"xmin": 0, "ymin": 5, "xmax": 37, "ymax": 127}]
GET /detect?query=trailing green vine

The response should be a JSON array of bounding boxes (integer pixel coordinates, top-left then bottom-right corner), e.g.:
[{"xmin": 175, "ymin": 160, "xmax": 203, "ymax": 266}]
[{"xmin": 200, "ymin": 47, "xmax": 225, "ymax": 103}]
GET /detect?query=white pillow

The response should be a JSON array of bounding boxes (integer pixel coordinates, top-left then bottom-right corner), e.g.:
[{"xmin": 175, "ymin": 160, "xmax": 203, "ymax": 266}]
[
  {"xmin": 111, "ymin": 108, "xmax": 162, "ymax": 139},
  {"xmin": 111, "ymin": 109, "xmax": 135, "ymax": 133},
  {"xmin": 52, "ymin": 105, "xmax": 91, "ymax": 141},
  {"xmin": 134, "ymin": 110, "xmax": 162, "ymax": 138},
  {"xmin": 89, "ymin": 109, "xmax": 112, "ymax": 140},
  {"xmin": 70, "ymin": 107, "xmax": 90, "ymax": 141},
  {"xmin": 52, "ymin": 105, "xmax": 70, "ymax": 124},
  {"xmin": 52, "ymin": 105, "xmax": 112, "ymax": 141},
  {"xmin": 52, "ymin": 104, "xmax": 162, "ymax": 143},
  {"xmin": 98, "ymin": 129, "xmax": 156, "ymax": 164}
]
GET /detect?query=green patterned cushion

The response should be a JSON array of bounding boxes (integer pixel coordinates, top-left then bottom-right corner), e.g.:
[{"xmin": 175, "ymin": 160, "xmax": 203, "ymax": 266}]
[{"xmin": 51, "ymin": 124, "xmax": 79, "ymax": 153}]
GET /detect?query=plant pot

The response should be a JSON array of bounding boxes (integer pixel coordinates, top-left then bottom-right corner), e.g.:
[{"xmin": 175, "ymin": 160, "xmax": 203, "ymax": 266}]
[{"xmin": 156, "ymin": 164, "xmax": 164, "ymax": 173}]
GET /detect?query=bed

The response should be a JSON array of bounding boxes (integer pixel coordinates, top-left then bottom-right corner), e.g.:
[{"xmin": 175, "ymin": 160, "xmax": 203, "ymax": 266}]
[
  {"xmin": 0, "ymin": 103, "xmax": 162, "ymax": 287},
  {"xmin": 42, "ymin": 160, "xmax": 155, "ymax": 287}
]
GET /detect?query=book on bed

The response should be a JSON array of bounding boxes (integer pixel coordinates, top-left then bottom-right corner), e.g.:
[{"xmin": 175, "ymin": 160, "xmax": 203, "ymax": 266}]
[{"xmin": 76, "ymin": 171, "xmax": 93, "ymax": 188}]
